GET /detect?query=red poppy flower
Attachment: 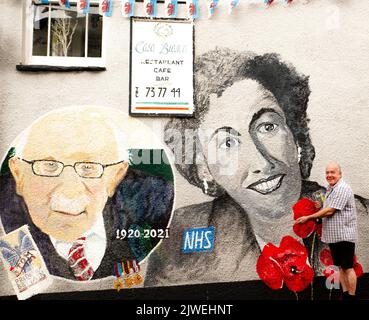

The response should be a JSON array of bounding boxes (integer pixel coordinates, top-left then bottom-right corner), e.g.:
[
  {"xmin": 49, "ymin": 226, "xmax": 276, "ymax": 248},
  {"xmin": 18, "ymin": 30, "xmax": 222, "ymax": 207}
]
[
  {"xmin": 292, "ymin": 198, "xmax": 321, "ymax": 238},
  {"xmin": 256, "ymin": 254, "xmax": 283, "ymax": 290},
  {"xmin": 319, "ymin": 248, "xmax": 363, "ymax": 278},
  {"xmin": 319, "ymin": 248, "xmax": 333, "ymax": 266},
  {"xmin": 256, "ymin": 236, "xmax": 314, "ymax": 292},
  {"xmin": 319, "ymin": 248, "xmax": 337, "ymax": 282}
]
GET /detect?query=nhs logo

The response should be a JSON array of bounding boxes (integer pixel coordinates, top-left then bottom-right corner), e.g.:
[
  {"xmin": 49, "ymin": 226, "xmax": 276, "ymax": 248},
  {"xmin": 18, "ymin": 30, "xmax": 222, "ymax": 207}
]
[{"xmin": 182, "ymin": 227, "xmax": 215, "ymax": 253}]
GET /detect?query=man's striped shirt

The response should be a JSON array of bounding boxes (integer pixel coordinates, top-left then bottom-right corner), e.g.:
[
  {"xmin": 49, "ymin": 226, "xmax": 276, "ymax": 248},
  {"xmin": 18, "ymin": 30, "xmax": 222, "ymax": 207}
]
[{"xmin": 322, "ymin": 179, "xmax": 357, "ymax": 244}]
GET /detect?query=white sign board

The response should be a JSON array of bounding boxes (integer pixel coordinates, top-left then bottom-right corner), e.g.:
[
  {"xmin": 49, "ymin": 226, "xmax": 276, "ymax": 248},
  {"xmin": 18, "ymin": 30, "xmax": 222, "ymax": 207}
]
[{"xmin": 130, "ymin": 18, "xmax": 194, "ymax": 116}]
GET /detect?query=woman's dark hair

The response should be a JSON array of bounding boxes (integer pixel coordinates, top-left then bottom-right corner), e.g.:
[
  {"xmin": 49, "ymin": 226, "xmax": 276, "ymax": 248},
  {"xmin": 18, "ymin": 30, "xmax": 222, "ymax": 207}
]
[{"xmin": 165, "ymin": 47, "xmax": 315, "ymax": 197}]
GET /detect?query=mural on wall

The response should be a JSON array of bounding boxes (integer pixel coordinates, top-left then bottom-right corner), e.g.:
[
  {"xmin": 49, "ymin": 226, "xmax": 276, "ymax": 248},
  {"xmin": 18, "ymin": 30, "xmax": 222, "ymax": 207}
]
[
  {"xmin": 144, "ymin": 48, "xmax": 369, "ymax": 298},
  {"xmin": 0, "ymin": 106, "xmax": 174, "ymax": 299},
  {"xmin": 2, "ymin": 0, "xmax": 369, "ymax": 301}
]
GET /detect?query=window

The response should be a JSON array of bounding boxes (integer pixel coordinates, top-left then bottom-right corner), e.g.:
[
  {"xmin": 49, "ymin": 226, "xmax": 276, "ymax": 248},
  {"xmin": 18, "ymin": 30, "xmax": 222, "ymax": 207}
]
[{"xmin": 22, "ymin": 0, "xmax": 106, "ymax": 67}]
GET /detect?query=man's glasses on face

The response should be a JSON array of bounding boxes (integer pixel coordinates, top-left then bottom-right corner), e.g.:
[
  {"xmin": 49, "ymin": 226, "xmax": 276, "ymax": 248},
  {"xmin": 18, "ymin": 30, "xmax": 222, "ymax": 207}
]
[{"xmin": 18, "ymin": 158, "xmax": 125, "ymax": 179}]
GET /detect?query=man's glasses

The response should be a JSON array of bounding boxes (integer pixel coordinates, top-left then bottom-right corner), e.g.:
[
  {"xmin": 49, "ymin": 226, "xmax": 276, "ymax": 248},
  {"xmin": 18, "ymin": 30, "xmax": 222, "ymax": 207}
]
[{"xmin": 19, "ymin": 158, "xmax": 125, "ymax": 179}]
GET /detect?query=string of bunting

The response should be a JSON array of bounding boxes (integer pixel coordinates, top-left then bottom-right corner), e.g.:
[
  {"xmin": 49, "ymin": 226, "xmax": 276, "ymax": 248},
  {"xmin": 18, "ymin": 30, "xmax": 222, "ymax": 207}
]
[{"xmin": 36, "ymin": 0, "xmax": 300, "ymax": 19}]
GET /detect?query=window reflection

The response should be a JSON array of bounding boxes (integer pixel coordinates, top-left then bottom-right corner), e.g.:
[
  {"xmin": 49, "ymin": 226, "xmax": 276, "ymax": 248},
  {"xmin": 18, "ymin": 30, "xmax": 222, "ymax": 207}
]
[
  {"xmin": 50, "ymin": 7, "xmax": 86, "ymax": 57},
  {"xmin": 33, "ymin": 5, "xmax": 49, "ymax": 56},
  {"xmin": 88, "ymin": 14, "xmax": 102, "ymax": 58},
  {"xmin": 32, "ymin": 3, "xmax": 102, "ymax": 58}
]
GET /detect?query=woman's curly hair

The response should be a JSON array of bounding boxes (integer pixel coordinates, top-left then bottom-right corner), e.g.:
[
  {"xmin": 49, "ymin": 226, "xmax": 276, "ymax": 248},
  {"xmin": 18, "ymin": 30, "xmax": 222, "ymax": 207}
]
[{"xmin": 165, "ymin": 48, "xmax": 315, "ymax": 197}]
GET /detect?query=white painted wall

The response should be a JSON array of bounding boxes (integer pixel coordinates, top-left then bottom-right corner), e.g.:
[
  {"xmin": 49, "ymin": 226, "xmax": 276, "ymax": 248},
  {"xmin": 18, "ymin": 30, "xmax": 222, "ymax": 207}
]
[{"xmin": 1, "ymin": 0, "xmax": 369, "ymax": 296}]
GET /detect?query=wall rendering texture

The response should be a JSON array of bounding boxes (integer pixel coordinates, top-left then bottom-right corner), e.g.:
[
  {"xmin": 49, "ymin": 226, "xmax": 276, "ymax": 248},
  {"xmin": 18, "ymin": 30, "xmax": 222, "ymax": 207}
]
[{"xmin": 0, "ymin": 0, "xmax": 369, "ymax": 299}]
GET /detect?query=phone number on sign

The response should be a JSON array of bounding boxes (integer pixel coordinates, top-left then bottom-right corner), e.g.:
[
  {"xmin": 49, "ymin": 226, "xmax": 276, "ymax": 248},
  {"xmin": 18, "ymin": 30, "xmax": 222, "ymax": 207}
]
[
  {"xmin": 135, "ymin": 87, "xmax": 181, "ymax": 98},
  {"xmin": 116, "ymin": 228, "xmax": 170, "ymax": 240}
]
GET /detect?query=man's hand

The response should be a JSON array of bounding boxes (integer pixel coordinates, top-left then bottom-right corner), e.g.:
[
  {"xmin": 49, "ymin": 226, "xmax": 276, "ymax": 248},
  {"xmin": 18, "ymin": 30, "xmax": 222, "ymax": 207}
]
[{"xmin": 296, "ymin": 216, "xmax": 310, "ymax": 224}]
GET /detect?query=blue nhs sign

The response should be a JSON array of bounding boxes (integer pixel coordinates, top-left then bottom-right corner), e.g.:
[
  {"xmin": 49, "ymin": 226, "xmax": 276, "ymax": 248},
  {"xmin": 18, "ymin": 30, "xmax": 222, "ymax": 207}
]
[{"xmin": 182, "ymin": 227, "xmax": 215, "ymax": 253}]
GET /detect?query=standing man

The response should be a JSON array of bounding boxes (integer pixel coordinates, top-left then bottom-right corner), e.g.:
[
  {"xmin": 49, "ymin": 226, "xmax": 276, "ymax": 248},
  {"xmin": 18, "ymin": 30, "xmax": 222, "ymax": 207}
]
[{"xmin": 296, "ymin": 163, "xmax": 358, "ymax": 300}]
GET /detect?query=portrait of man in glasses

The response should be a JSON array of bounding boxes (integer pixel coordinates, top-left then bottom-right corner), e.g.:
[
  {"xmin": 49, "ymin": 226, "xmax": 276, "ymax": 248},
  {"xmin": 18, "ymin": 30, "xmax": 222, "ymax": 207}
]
[{"xmin": 0, "ymin": 106, "xmax": 174, "ymax": 281}]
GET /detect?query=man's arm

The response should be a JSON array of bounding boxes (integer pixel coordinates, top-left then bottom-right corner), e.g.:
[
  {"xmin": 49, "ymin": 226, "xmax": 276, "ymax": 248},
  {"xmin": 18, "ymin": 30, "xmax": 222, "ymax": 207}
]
[{"xmin": 296, "ymin": 207, "xmax": 336, "ymax": 224}]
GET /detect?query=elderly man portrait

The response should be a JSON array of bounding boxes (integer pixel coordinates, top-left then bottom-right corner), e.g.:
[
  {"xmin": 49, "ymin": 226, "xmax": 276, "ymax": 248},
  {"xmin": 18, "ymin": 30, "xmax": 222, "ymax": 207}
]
[{"xmin": 0, "ymin": 106, "xmax": 173, "ymax": 281}]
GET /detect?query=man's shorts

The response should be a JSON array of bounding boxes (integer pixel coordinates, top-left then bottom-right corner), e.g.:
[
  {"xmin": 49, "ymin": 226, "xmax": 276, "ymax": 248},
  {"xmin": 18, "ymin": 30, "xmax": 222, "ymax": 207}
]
[{"xmin": 328, "ymin": 241, "xmax": 355, "ymax": 270}]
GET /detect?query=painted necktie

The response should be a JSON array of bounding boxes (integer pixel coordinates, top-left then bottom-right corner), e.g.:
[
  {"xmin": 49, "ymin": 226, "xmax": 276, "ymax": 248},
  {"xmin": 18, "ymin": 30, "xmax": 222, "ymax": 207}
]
[{"xmin": 67, "ymin": 237, "xmax": 94, "ymax": 281}]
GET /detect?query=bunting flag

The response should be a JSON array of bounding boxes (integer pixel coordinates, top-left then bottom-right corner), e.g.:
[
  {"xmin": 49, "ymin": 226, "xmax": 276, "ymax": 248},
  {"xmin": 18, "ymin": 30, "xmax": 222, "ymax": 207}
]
[
  {"xmin": 58, "ymin": 0, "xmax": 70, "ymax": 8},
  {"xmin": 186, "ymin": 0, "xmax": 200, "ymax": 20},
  {"xmin": 144, "ymin": 0, "xmax": 157, "ymax": 18},
  {"xmin": 122, "ymin": 0, "xmax": 135, "ymax": 17},
  {"xmin": 77, "ymin": 0, "xmax": 90, "ymax": 14},
  {"xmin": 208, "ymin": 0, "xmax": 219, "ymax": 19},
  {"xmin": 44, "ymin": 0, "xmax": 302, "ymax": 18},
  {"xmin": 165, "ymin": 0, "xmax": 178, "ymax": 18},
  {"xmin": 228, "ymin": 0, "xmax": 239, "ymax": 14},
  {"xmin": 99, "ymin": 0, "xmax": 113, "ymax": 17}
]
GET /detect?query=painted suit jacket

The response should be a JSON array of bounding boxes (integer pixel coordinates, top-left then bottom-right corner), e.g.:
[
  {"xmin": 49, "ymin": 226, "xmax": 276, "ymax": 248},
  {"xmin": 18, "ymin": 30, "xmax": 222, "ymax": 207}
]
[{"xmin": 0, "ymin": 169, "xmax": 174, "ymax": 280}]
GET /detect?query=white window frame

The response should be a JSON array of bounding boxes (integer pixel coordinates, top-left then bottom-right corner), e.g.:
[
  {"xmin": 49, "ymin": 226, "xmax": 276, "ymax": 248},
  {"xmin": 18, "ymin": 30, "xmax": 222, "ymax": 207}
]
[{"xmin": 22, "ymin": 0, "xmax": 107, "ymax": 67}]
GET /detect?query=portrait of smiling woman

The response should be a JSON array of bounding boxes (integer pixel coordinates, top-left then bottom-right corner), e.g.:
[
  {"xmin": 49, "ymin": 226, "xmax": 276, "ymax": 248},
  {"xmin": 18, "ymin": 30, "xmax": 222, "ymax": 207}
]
[{"xmin": 145, "ymin": 48, "xmax": 369, "ymax": 289}]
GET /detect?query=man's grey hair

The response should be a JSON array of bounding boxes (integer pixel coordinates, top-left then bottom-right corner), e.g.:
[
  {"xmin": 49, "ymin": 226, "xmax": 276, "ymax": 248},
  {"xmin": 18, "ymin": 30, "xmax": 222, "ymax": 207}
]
[{"xmin": 326, "ymin": 162, "xmax": 342, "ymax": 175}]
